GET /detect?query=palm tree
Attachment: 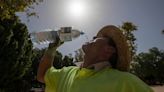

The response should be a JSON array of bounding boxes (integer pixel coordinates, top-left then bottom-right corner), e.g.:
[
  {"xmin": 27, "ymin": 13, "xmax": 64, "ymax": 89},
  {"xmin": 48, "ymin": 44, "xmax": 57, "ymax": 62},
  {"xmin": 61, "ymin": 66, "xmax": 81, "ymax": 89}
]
[{"xmin": 120, "ymin": 22, "xmax": 138, "ymax": 60}]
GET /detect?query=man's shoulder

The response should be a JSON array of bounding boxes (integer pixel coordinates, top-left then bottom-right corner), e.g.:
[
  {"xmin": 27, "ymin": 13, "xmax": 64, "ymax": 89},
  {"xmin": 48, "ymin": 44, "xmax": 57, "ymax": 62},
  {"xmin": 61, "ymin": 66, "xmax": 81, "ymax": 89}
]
[
  {"xmin": 116, "ymin": 70, "xmax": 141, "ymax": 81},
  {"xmin": 62, "ymin": 66, "xmax": 80, "ymax": 72},
  {"xmin": 47, "ymin": 66, "xmax": 79, "ymax": 75},
  {"xmin": 105, "ymin": 68, "xmax": 140, "ymax": 80},
  {"xmin": 45, "ymin": 66, "xmax": 79, "ymax": 79},
  {"xmin": 105, "ymin": 69, "xmax": 154, "ymax": 92},
  {"xmin": 109, "ymin": 69, "xmax": 149, "ymax": 85}
]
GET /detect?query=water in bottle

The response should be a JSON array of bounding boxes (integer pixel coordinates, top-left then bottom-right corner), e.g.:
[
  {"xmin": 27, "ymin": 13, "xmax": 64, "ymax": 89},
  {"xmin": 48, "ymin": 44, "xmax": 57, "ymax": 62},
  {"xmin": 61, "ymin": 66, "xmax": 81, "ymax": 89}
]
[{"xmin": 30, "ymin": 27, "xmax": 84, "ymax": 45}]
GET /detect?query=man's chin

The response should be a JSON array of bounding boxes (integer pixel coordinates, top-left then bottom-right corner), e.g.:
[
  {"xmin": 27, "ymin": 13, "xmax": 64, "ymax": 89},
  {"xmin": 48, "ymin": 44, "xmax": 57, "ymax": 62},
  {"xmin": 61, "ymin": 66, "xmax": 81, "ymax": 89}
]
[{"xmin": 82, "ymin": 45, "xmax": 87, "ymax": 53}]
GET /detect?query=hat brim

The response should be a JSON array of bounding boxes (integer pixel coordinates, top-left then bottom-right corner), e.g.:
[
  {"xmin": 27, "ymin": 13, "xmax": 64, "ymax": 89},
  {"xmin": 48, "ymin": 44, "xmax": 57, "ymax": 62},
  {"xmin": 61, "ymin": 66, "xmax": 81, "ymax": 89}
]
[{"xmin": 96, "ymin": 25, "xmax": 131, "ymax": 71}]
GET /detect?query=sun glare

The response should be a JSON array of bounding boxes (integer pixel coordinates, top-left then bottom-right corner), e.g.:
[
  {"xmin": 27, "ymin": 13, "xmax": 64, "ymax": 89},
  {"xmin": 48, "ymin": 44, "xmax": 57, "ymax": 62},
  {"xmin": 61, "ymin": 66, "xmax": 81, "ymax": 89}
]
[{"xmin": 67, "ymin": 1, "xmax": 86, "ymax": 18}]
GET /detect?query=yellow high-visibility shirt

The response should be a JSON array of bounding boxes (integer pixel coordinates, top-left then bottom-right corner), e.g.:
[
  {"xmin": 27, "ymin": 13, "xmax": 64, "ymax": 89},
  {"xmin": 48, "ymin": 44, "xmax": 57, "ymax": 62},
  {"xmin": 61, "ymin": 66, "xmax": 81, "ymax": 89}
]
[{"xmin": 44, "ymin": 66, "xmax": 154, "ymax": 92}]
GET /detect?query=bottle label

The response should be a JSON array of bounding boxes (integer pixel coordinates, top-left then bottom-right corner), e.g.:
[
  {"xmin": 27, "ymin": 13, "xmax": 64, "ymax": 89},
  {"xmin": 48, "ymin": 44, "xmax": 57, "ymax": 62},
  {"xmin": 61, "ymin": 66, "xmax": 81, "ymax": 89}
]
[{"xmin": 58, "ymin": 27, "xmax": 72, "ymax": 41}]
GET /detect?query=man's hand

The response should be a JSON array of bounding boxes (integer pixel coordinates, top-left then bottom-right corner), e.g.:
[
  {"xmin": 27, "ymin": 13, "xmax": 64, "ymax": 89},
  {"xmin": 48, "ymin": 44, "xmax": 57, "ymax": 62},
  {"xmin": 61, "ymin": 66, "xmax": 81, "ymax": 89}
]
[
  {"xmin": 48, "ymin": 36, "xmax": 64, "ymax": 49},
  {"xmin": 45, "ymin": 36, "xmax": 64, "ymax": 56},
  {"xmin": 37, "ymin": 36, "xmax": 64, "ymax": 83}
]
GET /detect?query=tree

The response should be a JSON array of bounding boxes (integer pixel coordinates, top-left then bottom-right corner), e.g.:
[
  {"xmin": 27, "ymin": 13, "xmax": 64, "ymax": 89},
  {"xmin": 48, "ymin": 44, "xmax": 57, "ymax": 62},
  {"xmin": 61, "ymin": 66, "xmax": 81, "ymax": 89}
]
[
  {"xmin": 53, "ymin": 51, "xmax": 64, "ymax": 69},
  {"xmin": 0, "ymin": 16, "xmax": 33, "ymax": 91},
  {"xmin": 74, "ymin": 48, "xmax": 84, "ymax": 62},
  {"xmin": 119, "ymin": 22, "xmax": 137, "ymax": 59},
  {"xmin": 0, "ymin": 0, "xmax": 43, "ymax": 20},
  {"xmin": 131, "ymin": 47, "xmax": 164, "ymax": 85},
  {"xmin": 23, "ymin": 48, "xmax": 46, "ymax": 89},
  {"xmin": 0, "ymin": 1, "xmax": 43, "ymax": 91},
  {"xmin": 53, "ymin": 51, "xmax": 75, "ymax": 69},
  {"xmin": 62, "ymin": 56, "xmax": 75, "ymax": 67}
]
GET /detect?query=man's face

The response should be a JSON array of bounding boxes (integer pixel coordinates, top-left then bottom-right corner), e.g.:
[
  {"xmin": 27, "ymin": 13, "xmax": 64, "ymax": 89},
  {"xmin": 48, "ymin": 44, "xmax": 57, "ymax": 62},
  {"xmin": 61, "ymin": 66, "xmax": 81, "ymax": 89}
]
[{"xmin": 82, "ymin": 37, "xmax": 113, "ymax": 61}]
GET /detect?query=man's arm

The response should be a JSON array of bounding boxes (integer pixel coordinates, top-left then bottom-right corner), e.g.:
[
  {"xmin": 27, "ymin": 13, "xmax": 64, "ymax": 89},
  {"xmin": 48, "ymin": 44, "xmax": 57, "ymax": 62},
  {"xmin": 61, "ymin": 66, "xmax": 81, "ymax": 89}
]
[
  {"xmin": 37, "ymin": 50, "xmax": 55, "ymax": 83},
  {"xmin": 37, "ymin": 38, "xmax": 63, "ymax": 83}
]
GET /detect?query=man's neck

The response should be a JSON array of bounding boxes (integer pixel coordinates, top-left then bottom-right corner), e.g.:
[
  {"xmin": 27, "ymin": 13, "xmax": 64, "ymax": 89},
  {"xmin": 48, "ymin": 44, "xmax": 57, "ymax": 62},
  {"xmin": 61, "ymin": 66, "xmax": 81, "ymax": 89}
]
[
  {"xmin": 82, "ymin": 60, "xmax": 111, "ymax": 71},
  {"xmin": 82, "ymin": 57, "xmax": 95, "ymax": 68},
  {"xmin": 82, "ymin": 60, "xmax": 92, "ymax": 68}
]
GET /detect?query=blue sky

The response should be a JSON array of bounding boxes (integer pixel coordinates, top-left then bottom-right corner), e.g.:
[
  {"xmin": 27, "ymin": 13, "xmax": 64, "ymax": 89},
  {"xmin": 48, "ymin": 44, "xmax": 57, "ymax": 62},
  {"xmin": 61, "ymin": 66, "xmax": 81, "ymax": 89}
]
[{"xmin": 18, "ymin": 0, "xmax": 164, "ymax": 55}]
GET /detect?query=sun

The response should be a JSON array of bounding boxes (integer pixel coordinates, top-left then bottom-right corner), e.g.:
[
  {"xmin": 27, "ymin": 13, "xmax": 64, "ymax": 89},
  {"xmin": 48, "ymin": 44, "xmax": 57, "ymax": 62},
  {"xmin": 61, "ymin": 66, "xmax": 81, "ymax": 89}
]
[{"xmin": 67, "ymin": 0, "xmax": 87, "ymax": 18}]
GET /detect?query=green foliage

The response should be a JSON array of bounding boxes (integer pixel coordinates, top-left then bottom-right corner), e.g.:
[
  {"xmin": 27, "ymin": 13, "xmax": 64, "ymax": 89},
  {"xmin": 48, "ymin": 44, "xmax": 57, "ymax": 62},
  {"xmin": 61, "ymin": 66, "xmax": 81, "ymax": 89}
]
[
  {"xmin": 0, "ymin": 1, "xmax": 43, "ymax": 91},
  {"xmin": 22, "ymin": 48, "xmax": 45, "ymax": 89},
  {"xmin": 0, "ymin": 16, "xmax": 33, "ymax": 91},
  {"xmin": 62, "ymin": 56, "xmax": 74, "ymax": 67},
  {"xmin": 131, "ymin": 47, "xmax": 164, "ymax": 85},
  {"xmin": 3, "ymin": 79, "xmax": 31, "ymax": 92},
  {"xmin": 119, "ymin": 22, "xmax": 137, "ymax": 59},
  {"xmin": 53, "ymin": 51, "xmax": 75, "ymax": 69},
  {"xmin": 53, "ymin": 51, "xmax": 64, "ymax": 69},
  {"xmin": 74, "ymin": 49, "xmax": 84, "ymax": 62},
  {"xmin": 0, "ymin": 0, "xmax": 43, "ymax": 20}
]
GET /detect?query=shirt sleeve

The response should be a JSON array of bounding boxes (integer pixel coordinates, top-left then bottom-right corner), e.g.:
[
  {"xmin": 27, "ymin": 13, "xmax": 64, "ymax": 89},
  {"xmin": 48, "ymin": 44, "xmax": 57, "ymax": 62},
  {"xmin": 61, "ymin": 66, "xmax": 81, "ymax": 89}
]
[
  {"xmin": 117, "ymin": 73, "xmax": 154, "ymax": 92},
  {"xmin": 44, "ymin": 66, "xmax": 77, "ymax": 92},
  {"xmin": 44, "ymin": 67, "xmax": 62, "ymax": 92}
]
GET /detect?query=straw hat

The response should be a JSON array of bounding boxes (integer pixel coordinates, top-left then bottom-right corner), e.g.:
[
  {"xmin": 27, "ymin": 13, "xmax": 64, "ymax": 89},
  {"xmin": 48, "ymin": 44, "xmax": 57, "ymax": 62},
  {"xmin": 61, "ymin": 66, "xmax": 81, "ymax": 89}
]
[{"xmin": 96, "ymin": 25, "xmax": 131, "ymax": 71}]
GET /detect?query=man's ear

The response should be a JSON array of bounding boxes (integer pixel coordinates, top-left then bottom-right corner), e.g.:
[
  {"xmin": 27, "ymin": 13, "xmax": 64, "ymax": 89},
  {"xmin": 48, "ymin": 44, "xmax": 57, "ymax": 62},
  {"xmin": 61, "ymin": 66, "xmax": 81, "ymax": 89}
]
[
  {"xmin": 105, "ymin": 46, "xmax": 116, "ymax": 54},
  {"xmin": 110, "ymin": 47, "xmax": 116, "ymax": 54},
  {"xmin": 102, "ymin": 46, "xmax": 116, "ymax": 60},
  {"xmin": 102, "ymin": 46, "xmax": 113, "ymax": 59}
]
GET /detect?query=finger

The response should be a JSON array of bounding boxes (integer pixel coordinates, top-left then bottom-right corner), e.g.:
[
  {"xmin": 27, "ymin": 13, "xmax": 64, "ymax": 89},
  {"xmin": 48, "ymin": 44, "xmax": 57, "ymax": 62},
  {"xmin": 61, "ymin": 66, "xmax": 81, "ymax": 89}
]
[
  {"xmin": 60, "ymin": 41, "xmax": 64, "ymax": 45},
  {"xmin": 48, "ymin": 43, "xmax": 55, "ymax": 49},
  {"xmin": 55, "ymin": 36, "xmax": 60, "ymax": 44}
]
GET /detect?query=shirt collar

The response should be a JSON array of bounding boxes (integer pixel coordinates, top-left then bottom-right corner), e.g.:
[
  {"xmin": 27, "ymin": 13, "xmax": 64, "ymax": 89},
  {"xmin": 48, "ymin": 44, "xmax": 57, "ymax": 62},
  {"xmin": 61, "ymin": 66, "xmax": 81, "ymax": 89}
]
[{"xmin": 81, "ymin": 61, "xmax": 111, "ymax": 71}]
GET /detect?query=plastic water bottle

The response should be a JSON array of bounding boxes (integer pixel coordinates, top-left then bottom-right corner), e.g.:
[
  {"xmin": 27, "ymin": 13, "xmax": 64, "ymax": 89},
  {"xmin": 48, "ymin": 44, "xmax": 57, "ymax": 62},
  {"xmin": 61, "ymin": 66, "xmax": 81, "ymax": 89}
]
[{"xmin": 30, "ymin": 27, "xmax": 84, "ymax": 45}]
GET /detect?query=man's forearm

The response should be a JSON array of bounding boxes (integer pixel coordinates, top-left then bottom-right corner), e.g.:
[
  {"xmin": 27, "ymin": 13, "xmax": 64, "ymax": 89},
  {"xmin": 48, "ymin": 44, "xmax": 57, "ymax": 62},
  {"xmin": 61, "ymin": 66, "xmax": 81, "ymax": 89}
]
[{"xmin": 37, "ymin": 48, "xmax": 56, "ymax": 83}]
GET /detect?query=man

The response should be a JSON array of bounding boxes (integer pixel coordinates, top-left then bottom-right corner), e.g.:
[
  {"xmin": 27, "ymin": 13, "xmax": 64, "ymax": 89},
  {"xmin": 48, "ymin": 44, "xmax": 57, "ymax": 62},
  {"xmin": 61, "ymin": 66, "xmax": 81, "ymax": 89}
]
[{"xmin": 37, "ymin": 25, "xmax": 154, "ymax": 92}]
